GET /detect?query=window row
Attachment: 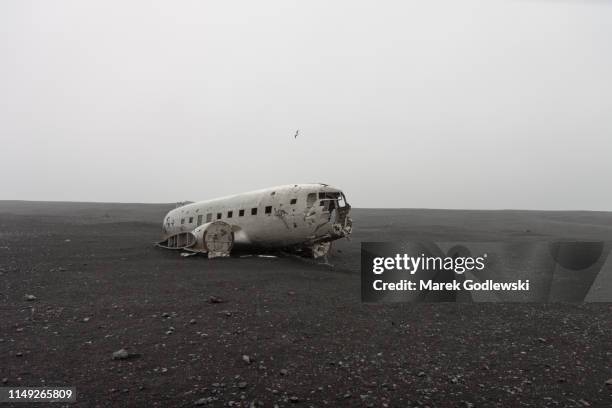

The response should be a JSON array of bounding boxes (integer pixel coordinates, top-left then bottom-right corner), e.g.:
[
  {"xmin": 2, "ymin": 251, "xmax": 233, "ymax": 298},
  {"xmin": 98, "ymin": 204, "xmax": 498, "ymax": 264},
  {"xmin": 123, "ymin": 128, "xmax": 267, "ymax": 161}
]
[{"xmin": 180, "ymin": 198, "xmax": 298, "ymax": 225}]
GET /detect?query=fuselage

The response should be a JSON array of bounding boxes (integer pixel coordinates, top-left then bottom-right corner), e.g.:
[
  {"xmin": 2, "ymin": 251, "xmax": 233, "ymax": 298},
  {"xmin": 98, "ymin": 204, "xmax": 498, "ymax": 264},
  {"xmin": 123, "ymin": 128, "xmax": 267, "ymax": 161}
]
[{"xmin": 161, "ymin": 183, "xmax": 352, "ymax": 249}]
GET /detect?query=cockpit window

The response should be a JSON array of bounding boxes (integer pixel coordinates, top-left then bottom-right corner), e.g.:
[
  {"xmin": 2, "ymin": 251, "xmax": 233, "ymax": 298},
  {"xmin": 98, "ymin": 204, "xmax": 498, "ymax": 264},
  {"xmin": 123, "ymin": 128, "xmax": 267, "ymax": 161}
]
[
  {"xmin": 321, "ymin": 199, "xmax": 337, "ymax": 212},
  {"xmin": 319, "ymin": 192, "xmax": 340, "ymax": 200},
  {"xmin": 318, "ymin": 192, "xmax": 341, "ymax": 207}
]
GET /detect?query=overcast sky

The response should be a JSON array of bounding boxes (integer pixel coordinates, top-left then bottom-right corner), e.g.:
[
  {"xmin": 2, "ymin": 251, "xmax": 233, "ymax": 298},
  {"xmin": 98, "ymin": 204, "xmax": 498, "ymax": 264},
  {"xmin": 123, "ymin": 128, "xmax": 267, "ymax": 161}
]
[{"xmin": 1, "ymin": 1, "xmax": 610, "ymax": 209}]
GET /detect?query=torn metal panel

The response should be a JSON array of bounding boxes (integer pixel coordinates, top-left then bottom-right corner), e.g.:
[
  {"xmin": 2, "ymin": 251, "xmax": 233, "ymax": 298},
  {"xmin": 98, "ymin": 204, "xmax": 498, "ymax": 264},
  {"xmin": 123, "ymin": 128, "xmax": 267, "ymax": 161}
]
[
  {"xmin": 156, "ymin": 232, "xmax": 197, "ymax": 250},
  {"xmin": 157, "ymin": 221, "xmax": 234, "ymax": 258}
]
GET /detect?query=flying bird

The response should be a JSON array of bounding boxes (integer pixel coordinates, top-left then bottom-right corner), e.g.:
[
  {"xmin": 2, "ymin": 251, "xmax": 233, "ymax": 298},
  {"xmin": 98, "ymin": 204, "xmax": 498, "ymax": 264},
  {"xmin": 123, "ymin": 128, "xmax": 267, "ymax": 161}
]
[{"xmin": 294, "ymin": 129, "xmax": 299, "ymax": 139}]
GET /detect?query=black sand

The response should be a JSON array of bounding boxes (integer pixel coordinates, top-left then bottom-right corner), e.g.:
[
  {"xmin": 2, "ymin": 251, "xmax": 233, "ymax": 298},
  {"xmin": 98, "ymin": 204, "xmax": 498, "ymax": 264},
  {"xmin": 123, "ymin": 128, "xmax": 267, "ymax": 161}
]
[{"xmin": 1, "ymin": 201, "xmax": 611, "ymax": 407}]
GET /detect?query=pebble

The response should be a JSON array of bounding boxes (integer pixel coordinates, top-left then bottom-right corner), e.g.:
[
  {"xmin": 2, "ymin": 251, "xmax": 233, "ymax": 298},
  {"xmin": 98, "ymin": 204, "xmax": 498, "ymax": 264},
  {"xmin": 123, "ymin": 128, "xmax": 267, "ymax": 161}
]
[
  {"xmin": 24, "ymin": 294, "xmax": 37, "ymax": 301},
  {"xmin": 112, "ymin": 349, "xmax": 129, "ymax": 360},
  {"xmin": 289, "ymin": 396, "xmax": 300, "ymax": 403},
  {"xmin": 242, "ymin": 355, "xmax": 251, "ymax": 364},
  {"xmin": 209, "ymin": 296, "xmax": 224, "ymax": 304},
  {"xmin": 279, "ymin": 369, "xmax": 288, "ymax": 376},
  {"xmin": 238, "ymin": 382, "xmax": 247, "ymax": 389}
]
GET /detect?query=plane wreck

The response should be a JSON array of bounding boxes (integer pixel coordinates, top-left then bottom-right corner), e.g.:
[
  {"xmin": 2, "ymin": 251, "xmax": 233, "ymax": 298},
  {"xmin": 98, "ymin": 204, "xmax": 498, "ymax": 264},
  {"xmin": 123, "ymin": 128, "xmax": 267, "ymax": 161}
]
[{"xmin": 157, "ymin": 183, "xmax": 353, "ymax": 258}]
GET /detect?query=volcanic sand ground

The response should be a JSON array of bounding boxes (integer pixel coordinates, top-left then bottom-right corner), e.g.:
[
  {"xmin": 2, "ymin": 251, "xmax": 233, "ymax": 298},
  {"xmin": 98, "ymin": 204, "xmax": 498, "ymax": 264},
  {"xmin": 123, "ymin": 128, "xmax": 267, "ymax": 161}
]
[{"xmin": 1, "ymin": 201, "xmax": 611, "ymax": 407}]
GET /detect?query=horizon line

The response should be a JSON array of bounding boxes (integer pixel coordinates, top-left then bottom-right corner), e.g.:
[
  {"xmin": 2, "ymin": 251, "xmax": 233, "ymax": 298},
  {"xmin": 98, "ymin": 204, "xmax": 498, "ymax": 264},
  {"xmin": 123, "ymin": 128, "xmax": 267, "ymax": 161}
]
[{"xmin": 0, "ymin": 199, "xmax": 610, "ymax": 213}]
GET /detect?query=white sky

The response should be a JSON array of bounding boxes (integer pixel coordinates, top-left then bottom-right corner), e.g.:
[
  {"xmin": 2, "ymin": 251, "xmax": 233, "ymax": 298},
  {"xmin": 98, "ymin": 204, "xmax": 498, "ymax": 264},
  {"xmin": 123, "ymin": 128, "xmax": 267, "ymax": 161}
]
[{"xmin": 1, "ymin": 0, "xmax": 611, "ymax": 209}]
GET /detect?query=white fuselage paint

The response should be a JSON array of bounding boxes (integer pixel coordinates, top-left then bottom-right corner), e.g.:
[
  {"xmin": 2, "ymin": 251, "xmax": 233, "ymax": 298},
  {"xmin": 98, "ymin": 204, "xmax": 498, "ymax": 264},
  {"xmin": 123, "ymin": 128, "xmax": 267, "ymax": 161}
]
[{"xmin": 162, "ymin": 184, "xmax": 352, "ymax": 248}]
